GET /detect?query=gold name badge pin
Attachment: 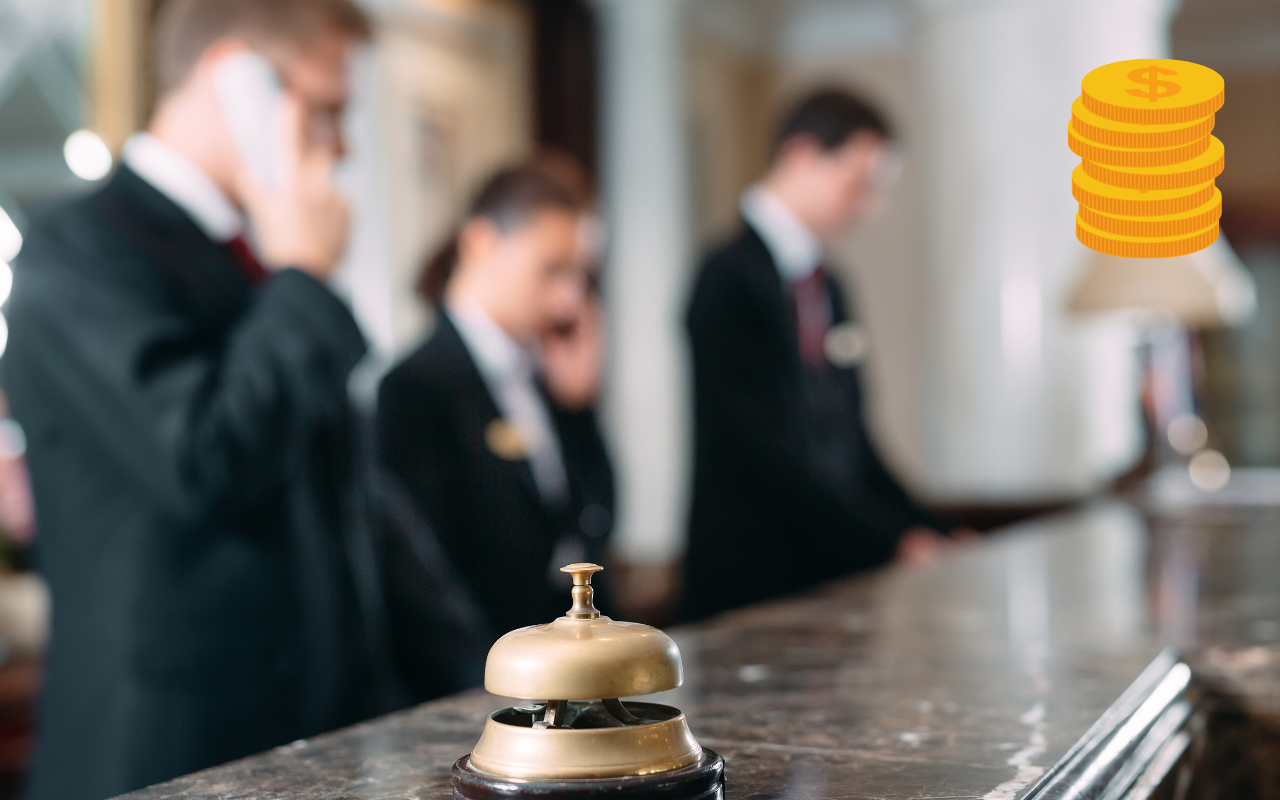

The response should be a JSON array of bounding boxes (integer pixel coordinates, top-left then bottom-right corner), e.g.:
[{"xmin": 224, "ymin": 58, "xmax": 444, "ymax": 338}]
[{"xmin": 486, "ymin": 419, "xmax": 527, "ymax": 461}]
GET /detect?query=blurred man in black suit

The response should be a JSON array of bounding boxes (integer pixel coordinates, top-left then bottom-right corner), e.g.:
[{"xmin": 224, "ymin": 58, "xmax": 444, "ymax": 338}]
[
  {"xmin": 2, "ymin": 1, "xmax": 379, "ymax": 797},
  {"xmin": 683, "ymin": 89, "xmax": 955, "ymax": 621},
  {"xmin": 378, "ymin": 165, "xmax": 614, "ymax": 638}
]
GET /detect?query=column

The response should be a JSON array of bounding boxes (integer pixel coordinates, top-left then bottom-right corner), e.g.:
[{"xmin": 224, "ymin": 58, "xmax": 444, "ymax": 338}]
[
  {"xmin": 91, "ymin": 0, "xmax": 149, "ymax": 154},
  {"xmin": 912, "ymin": 0, "xmax": 1178, "ymax": 498},
  {"xmin": 593, "ymin": 0, "xmax": 692, "ymax": 564}
]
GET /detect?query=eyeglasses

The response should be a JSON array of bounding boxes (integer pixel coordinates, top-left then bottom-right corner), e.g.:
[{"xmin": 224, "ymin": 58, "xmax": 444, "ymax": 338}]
[{"xmin": 867, "ymin": 147, "xmax": 904, "ymax": 190}]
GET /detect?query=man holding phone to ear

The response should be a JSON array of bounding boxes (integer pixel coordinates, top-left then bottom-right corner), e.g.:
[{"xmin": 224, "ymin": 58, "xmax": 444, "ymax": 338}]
[{"xmin": 2, "ymin": 1, "xmax": 377, "ymax": 798}]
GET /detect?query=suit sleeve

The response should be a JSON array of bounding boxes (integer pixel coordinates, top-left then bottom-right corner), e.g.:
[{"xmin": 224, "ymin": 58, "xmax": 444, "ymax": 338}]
[
  {"xmin": 686, "ymin": 263, "xmax": 899, "ymax": 566},
  {"xmin": 5, "ymin": 255, "xmax": 366, "ymax": 523},
  {"xmin": 826, "ymin": 279, "xmax": 943, "ymax": 536},
  {"xmin": 853, "ymin": 422, "xmax": 945, "ymax": 533}
]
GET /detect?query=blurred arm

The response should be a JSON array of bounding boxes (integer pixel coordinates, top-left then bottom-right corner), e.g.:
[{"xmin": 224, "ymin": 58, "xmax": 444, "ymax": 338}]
[
  {"xmin": 852, "ymin": 400, "xmax": 945, "ymax": 533},
  {"xmin": 5, "ymin": 257, "xmax": 365, "ymax": 522},
  {"xmin": 825, "ymin": 278, "xmax": 942, "ymax": 541}
]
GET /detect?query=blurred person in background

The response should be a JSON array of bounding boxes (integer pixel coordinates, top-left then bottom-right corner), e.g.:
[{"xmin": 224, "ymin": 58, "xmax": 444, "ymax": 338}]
[
  {"xmin": 682, "ymin": 89, "xmax": 960, "ymax": 621},
  {"xmin": 377, "ymin": 162, "xmax": 614, "ymax": 639},
  {"xmin": 1, "ymin": 1, "xmax": 381, "ymax": 797}
]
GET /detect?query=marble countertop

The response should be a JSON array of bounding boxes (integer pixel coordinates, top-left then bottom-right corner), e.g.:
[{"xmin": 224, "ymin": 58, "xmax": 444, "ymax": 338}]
[{"xmin": 116, "ymin": 500, "xmax": 1280, "ymax": 799}]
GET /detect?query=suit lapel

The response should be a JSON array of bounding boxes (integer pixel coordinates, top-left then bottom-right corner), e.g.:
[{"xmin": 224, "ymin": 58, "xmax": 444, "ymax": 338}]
[
  {"xmin": 435, "ymin": 316, "xmax": 544, "ymax": 506},
  {"xmin": 739, "ymin": 222, "xmax": 805, "ymax": 368},
  {"xmin": 101, "ymin": 166, "xmax": 255, "ymax": 329}
]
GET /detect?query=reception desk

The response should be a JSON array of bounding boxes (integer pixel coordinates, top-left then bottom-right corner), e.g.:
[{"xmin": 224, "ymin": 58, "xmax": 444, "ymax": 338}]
[{"xmin": 115, "ymin": 499, "xmax": 1280, "ymax": 799}]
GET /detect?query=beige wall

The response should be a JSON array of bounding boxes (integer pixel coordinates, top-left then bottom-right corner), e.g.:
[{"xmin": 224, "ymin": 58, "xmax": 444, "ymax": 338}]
[
  {"xmin": 1173, "ymin": 0, "xmax": 1280, "ymax": 205},
  {"xmin": 686, "ymin": 33, "xmax": 775, "ymax": 244},
  {"xmin": 370, "ymin": 0, "xmax": 534, "ymax": 353},
  {"xmin": 1209, "ymin": 73, "xmax": 1280, "ymax": 203}
]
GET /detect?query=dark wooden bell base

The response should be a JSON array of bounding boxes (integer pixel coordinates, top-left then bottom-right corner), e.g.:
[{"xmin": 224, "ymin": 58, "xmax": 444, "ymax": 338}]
[{"xmin": 452, "ymin": 749, "xmax": 725, "ymax": 800}]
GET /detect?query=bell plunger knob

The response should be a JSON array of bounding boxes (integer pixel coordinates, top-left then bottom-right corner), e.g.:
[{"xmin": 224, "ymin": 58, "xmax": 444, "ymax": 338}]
[{"xmin": 561, "ymin": 563, "xmax": 603, "ymax": 619}]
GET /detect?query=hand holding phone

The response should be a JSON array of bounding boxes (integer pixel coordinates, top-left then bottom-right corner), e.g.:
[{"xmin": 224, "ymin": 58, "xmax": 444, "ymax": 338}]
[
  {"xmin": 540, "ymin": 297, "xmax": 605, "ymax": 410},
  {"xmin": 215, "ymin": 50, "xmax": 350, "ymax": 279},
  {"xmin": 213, "ymin": 51, "xmax": 287, "ymax": 190}
]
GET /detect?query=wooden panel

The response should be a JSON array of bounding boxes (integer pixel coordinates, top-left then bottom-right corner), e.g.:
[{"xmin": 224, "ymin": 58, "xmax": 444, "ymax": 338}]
[{"xmin": 90, "ymin": 0, "xmax": 155, "ymax": 153}]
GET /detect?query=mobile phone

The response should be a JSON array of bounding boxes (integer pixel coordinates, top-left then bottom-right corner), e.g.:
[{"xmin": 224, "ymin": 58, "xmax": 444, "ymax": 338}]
[{"xmin": 212, "ymin": 51, "xmax": 286, "ymax": 189}]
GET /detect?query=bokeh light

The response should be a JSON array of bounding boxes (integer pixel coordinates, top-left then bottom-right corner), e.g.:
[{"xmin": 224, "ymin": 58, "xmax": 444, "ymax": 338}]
[
  {"xmin": 1188, "ymin": 449, "xmax": 1230, "ymax": 493},
  {"xmin": 1167, "ymin": 414, "xmax": 1209, "ymax": 456},
  {"xmin": 0, "ymin": 207, "xmax": 21, "ymax": 263},
  {"xmin": 0, "ymin": 261, "xmax": 13, "ymax": 306},
  {"xmin": 63, "ymin": 130, "xmax": 113, "ymax": 181}
]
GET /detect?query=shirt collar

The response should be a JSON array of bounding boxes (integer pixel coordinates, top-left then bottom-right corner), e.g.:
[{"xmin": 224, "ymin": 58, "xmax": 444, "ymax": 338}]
[
  {"xmin": 446, "ymin": 300, "xmax": 531, "ymax": 382},
  {"xmin": 122, "ymin": 132, "xmax": 245, "ymax": 243},
  {"xmin": 740, "ymin": 184, "xmax": 822, "ymax": 283}
]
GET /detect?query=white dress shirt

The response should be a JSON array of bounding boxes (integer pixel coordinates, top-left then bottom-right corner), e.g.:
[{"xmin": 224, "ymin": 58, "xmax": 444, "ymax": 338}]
[
  {"xmin": 740, "ymin": 184, "xmax": 822, "ymax": 284},
  {"xmin": 740, "ymin": 184, "xmax": 873, "ymax": 367},
  {"xmin": 447, "ymin": 300, "xmax": 570, "ymax": 506},
  {"xmin": 122, "ymin": 132, "xmax": 246, "ymax": 244}
]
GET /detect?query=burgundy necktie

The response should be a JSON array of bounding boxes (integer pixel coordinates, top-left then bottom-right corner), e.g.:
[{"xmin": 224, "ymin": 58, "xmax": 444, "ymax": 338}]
[
  {"xmin": 226, "ymin": 235, "xmax": 270, "ymax": 286},
  {"xmin": 790, "ymin": 265, "xmax": 832, "ymax": 368}
]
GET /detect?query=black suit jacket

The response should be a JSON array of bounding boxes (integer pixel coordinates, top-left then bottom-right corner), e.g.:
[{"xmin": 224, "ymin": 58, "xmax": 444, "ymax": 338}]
[
  {"xmin": 377, "ymin": 315, "xmax": 614, "ymax": 638},
  {"xmin": 3, "ymin": 167, "xmax": 374, "ymax": 800},
  {"xmin": 682, "ymin": 222, "xmax": 937, "ymax": 620}
]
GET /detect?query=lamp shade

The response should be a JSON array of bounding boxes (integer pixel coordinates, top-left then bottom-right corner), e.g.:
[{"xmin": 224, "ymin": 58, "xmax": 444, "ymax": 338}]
[{"xmin": 1068, "ymin": 239, "xmax": 1256, "ymax": 328}]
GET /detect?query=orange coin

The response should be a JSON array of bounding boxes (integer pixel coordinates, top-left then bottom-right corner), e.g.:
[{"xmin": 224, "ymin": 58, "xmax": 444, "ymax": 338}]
[
  {"xmin": 1072, "ymin": 166, "xmax": 1215, "ymax": 217},
  {"xmin": 1069, "ymin": 121, "xmax": 1210, "ymax": 168},
  {"xmin": 1078, "ymin": 188, "xmax": 1221, "ymax": 238},
  {"xmin": 1081, "ymin": 136, "xmax": 1223, "ymax": 191},
  {"xmin": 1070, "ymin": 97, "xmax": 1214, "ymax": 150},
  {"xmin": 1076, "ymin": 214, "xmax": 1219, "ymax": 258}
]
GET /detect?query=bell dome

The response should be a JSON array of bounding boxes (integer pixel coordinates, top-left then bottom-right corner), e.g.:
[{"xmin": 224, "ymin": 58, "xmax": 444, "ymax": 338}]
[{"xmin": 483, "ymin": 563, "xmax": 683, "ymax": 701}]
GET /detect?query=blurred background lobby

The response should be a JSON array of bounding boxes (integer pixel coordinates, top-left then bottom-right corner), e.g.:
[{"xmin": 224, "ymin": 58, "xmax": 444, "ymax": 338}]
[{"xmin": 0, "ymin": 0, "xmax": 1278, "ymax": 794}]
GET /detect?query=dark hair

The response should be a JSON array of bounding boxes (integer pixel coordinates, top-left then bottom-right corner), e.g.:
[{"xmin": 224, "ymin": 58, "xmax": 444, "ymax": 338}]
[
  {"xmin": 774, "ymin": 88, "xmax": 892, "ymax": 156},
  {"xmin": 152, "ymin": 0, "xmax": 372, "ymax": 96},
  {"xmin": 417, "ymin": 163, "xmax": 585, "ymax": 306},
  {"xmin": 529, "ymin": 149, "xmax": 596, "ymax": 209}
]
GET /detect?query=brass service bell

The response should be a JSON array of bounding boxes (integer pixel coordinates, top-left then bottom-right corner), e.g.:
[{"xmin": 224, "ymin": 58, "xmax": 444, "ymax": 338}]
[{"xmin": 453, "ymin": 564, "xmax": 724, "ymax": 800}]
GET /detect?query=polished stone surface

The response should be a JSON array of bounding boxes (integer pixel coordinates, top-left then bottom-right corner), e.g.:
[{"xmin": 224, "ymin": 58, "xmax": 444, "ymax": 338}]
[{"xmin": 116, "ymin": 500, "xmax": 1280, "ymax": 799}]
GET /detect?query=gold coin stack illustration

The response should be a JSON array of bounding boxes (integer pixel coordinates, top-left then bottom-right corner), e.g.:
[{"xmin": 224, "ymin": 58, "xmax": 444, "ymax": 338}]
[{"xmin": 1070, "ymin": 59, "xmax": 1225, "ymax": 258}]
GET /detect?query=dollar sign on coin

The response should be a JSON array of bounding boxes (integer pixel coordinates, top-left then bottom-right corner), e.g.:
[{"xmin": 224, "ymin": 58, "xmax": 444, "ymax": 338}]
[
  {"xmin": 1081, "ymin": 59, "xmax": 1222, "ymax": 125},
  {"xmin": 1126, "ymin": 65, "xmax": 1181, "ymax": 102}
]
